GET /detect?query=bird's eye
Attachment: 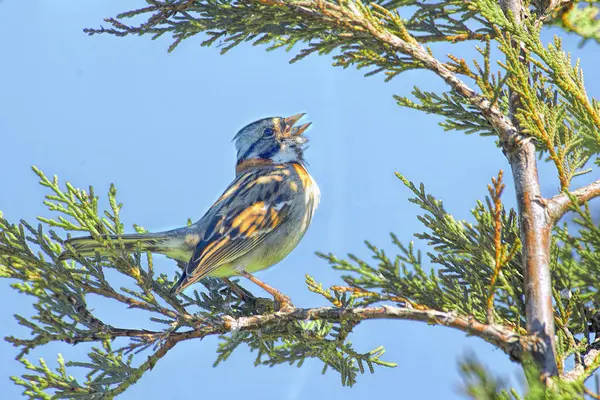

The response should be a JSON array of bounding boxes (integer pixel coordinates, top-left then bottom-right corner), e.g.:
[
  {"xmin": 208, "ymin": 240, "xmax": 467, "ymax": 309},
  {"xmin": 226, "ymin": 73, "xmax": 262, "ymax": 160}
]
[{"xmin": 263, "ymin": 128, "xmax": 274, "ymax": 137}]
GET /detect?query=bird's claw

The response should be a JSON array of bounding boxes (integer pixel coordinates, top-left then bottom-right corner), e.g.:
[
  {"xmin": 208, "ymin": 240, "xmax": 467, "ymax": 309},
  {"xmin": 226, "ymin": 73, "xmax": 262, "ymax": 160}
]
[{"xmin": 274, "ymin": 295, "xmax": 295, "ymax": 312}]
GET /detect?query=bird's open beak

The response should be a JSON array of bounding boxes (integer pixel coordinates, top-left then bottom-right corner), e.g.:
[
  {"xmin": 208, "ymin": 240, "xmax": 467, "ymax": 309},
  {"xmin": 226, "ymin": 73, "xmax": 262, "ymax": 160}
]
[{"xmin": 284, "ymin": 113, "xmax": 312, "ymax": 137}]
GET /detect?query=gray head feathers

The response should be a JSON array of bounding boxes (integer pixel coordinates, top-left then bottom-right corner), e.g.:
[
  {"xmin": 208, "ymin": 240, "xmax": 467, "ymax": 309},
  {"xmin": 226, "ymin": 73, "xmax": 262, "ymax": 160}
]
[{"xmin": 233, "ymin": 115, "xmax": 311, "ymax": 164}]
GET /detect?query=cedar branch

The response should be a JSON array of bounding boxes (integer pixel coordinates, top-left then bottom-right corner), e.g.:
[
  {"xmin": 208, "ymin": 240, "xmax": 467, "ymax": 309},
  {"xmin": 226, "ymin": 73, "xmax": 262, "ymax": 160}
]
[
  {"xmin": 258, "ymin": 0, "xmax": 520, "ymax": 142},
  {"xmin": 564, "ymin": 348, "xmax": 600, "ymax": 383},
  {"xmin": 584, "ymin": 387, "xmax": 600, "ymax": 400},
  {"xmin": 20, "ymin": 304, "xmax": 538, "ymax": 395},
  {"xmin": 547, "ymin": 179, "xmax": 600, "ymax": 222},
  {"xmin": 42, "ymin": 305, "xmax": 538, "ymax": 363},
  {"xmin": 499, "ymin": 0, "xmax": 558, "ymax": 378}
]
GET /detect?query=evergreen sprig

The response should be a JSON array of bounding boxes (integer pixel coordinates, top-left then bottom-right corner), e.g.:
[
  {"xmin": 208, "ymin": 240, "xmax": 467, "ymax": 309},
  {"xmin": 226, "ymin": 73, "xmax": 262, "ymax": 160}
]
[
  {"xmin": 471, "ymin": 0, "xmax": 600, "ymax": 168},
  {"xmin": 80, "ymin": 1, "xmax": 600, "ymax": 165},
  {"xmin": 547, "ymin": 1, "xmax": 600, "ymax": 47},
  {"xmin": 2, "ymin": 0, "xmax": 600, "ymax": 398},
  {"xmin": 459, "ymin": 355, "xmax": 586, "ymax": 400},
  {"xmin": 1, "ymin": 168, "xmax": 397, "ymax": 397},
  {"xmin": 81, "ymin": 1, "xmax": 600, "ymax": 173},
  {"xmin": 318, "ymin": 172, "xmax": 525, "ymax": 330}
]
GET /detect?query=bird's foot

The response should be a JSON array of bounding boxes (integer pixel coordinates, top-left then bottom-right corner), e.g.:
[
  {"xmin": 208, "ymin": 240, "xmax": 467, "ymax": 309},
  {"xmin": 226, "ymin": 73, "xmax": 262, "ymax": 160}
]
[
  {"xmin": 238, "ymin": 270, "xmax": 295, "ymax": 312},
  {"xmin": 274, "ymin": 294, "xmax": 295, "ymax": 312}
]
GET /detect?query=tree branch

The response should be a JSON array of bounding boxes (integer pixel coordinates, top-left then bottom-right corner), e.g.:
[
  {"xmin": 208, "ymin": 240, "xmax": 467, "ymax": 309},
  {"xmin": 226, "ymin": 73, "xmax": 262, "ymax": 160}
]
[
  {"xmin": 533, "ymin": 0, "xmax": 573, "ymax": 22},
  {"xmin": 498, "ymin": 0, "xmax": 558, "ymax": 377},
  {"xmin": 21, "ymin": 304, "xmax": 538, "ymax": 396},
  {"xmin": 104, "ymin": 330, "xmax": 197, "ymax": 398},
  {"xmin": 547, "ymin": 179, "xmax": 600, "ymax": 222},
  {"xmin": 506, "ymin": 124, "xmax": 559, "ymax": 378},
  {"xmin": 223, "ymin": 306, "xmax": 533, "ymax": 359},
  {"xmin": 288, "ymin": 0, "xmax": 558, "ymax": 378},
  {"xmin": 258, "ymin": 0, "xmax": 519, "ymax": 142},
  {"xmin": 51, "ymin": 305, "xmax": 539, "ymax": 364},
  {"xmin": 258, "ymin": 0, "xmax": 563, "ymax": 376},
  {"xmin": 564, "ymin": 348, "xmax": 600, "ymax": 383}
]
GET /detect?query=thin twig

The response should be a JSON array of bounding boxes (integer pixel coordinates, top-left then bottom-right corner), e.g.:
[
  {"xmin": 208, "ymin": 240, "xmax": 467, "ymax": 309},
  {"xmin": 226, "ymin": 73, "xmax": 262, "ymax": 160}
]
[
  {"xmin": 565, "ymin": 348, "xmax": 600, "ymax": 382},
  {"xmin": 584, "ymin": 386, "xmax": 600, "ymax": 400},
  {"xmin": 486, "ymin": 170, "xmax": 506, "ymax": 324},
  {"xmin": 547, "ymin": 180, "xmax": 600, "ymax": 222}
]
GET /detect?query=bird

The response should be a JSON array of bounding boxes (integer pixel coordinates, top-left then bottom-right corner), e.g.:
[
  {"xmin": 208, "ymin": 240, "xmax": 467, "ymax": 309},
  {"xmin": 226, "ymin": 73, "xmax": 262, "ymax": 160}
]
[{"xmin": 58, "ymin": 114, "xmax": 320, "ymax": 311}]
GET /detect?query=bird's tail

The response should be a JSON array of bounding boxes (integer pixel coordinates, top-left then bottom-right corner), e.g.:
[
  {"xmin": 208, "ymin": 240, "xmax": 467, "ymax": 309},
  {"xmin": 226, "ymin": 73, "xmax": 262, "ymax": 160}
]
[{"xmin": 58, "ymin": 233, "xmax": 170, "ymax": 261}]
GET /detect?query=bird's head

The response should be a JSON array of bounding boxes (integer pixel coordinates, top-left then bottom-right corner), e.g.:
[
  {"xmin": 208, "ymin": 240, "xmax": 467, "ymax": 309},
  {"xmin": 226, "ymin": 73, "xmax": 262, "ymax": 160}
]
[{"xmin": 233, "ymin": 114, "xmax": 311, "ymax": 168}]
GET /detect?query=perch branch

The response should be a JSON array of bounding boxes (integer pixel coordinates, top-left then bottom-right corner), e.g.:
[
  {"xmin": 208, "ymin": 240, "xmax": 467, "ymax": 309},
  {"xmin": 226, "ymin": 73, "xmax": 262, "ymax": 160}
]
[
  {"xmin": 32, "ymin": 304, "xmax": 537, "ymax": 396},
  {"xmin": 275, "ymin": 0, "xmax": 558, "ymax": 379},
  {"xmin": 47, "ymin": 306, "xmax": 539, "ymax": 364}
]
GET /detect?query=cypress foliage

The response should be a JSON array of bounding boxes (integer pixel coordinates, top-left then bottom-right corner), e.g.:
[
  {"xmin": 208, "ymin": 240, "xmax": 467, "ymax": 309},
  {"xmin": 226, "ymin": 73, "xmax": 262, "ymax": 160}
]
[{"xmin": 2, "ymin": 1, "xmax": 600, "ymax": 398}]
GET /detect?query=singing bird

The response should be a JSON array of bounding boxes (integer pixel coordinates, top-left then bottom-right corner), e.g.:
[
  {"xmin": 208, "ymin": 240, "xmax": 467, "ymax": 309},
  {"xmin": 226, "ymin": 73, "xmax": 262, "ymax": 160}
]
[{"xmin": 59, "ymin": 114, "xmax": 320, "ymax": 310}]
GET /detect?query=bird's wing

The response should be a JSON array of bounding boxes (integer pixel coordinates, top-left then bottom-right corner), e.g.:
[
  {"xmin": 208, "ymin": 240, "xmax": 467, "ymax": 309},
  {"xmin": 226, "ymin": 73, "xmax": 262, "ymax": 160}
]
[{"xmin": 177, "ymin": 167, "xmax": 296, "ymax": 289}]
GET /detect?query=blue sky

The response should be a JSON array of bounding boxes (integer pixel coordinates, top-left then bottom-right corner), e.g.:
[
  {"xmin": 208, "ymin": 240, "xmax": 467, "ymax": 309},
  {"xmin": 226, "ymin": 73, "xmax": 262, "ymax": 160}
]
[{"xmin": 1, "ymin": 1, "xmax": 599, "ymax": 399}]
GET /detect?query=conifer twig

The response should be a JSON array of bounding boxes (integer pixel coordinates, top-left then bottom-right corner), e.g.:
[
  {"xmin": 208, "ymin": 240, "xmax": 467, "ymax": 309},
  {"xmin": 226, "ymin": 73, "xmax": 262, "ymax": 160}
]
[
  {"xmin": 486, "ymin": 170, "xmax": 506, "ymax": 324},
  {"xmin": 256, "ymin": 0, "xmax": 520, "ymax": 143},
  {"xmin": 415, "ymin": 32, "xmax": 490, "ymax": 43},
  {"xmin": 33, "ymin": 305, "xmax": 537, "ymax": 363},
  {"xmin": 547, "ymin": 179, "xmax": 600, "ymax": 222},
  {"xmin": 564, "ymin": 348, "xmax": 600, "ymax": 383},
  {"xmin": 584, "ymin": 386, "xmax": 600, "ymax": 400}
]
